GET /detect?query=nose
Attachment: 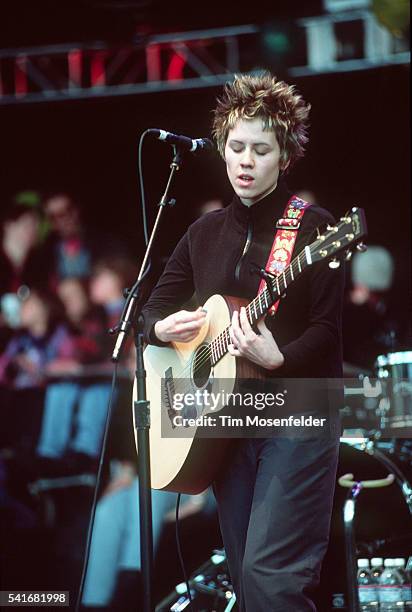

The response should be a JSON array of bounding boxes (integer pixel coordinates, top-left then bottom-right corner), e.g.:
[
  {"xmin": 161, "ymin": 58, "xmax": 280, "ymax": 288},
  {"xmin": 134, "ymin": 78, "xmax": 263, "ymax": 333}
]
[{"xmin": 240, "ymin": 147, "xmax": 254, "ymax": 168}]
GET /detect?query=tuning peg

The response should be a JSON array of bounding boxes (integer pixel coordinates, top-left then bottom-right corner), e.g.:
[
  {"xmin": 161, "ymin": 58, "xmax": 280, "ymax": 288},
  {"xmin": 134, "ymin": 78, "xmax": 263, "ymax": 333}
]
[
  {"xmin": 356, "ymin": 242, "xmax": 367, "ymax": 252},
  {"xmin": 345, "ymin": 250, "xmax": 353, "ymax": 261},
  {"xmin": 329, "ymin": 259, "xmax": 341, "ymax": 269},
  {"xmin": 326, "ymin": 225, "xmax": 338, "ymax": 233}
]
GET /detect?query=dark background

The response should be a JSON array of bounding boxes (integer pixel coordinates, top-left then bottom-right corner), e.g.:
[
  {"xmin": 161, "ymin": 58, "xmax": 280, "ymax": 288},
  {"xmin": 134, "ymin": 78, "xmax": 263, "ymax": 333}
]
[{"xmin": 1, "ymin": 63, "xmax": 410, "ymax": 313}]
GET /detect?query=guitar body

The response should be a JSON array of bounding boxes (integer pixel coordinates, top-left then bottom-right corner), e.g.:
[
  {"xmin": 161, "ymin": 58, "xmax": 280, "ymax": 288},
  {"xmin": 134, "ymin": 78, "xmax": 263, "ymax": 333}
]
[{"xmin": 133, "ymin": 294, "xmax": 262, "ymax": 494}]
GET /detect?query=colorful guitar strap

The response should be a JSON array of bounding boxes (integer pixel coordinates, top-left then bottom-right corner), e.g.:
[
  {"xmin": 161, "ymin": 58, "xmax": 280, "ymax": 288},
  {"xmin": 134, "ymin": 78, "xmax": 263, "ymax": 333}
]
[{"xmin": 258, "ymin": 194, "xmax": 312, "ymax": 316}]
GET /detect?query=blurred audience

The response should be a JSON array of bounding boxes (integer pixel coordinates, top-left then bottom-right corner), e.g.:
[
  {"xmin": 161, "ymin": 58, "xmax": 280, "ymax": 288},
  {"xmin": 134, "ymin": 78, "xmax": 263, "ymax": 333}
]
[
  {"xmin": 295, "ymin": 189, "xmax": 318, "ymax": 205},
  {"xmin": 196, "ymin": 197, "xmax": 225, "ymax": 217},
  {"xmin": 82, "ymin": 468, "xmax": 177, "ymax": 608},
  {"xmin": 342, "ymin": 245, "xmax": 399, "ymax": 372},
  {"xmin": 89, "ymin": 256, "xmax": 138, "ymax": 329},
  {"xmin": 38, "ymin": 193, "xmax": 129, "ymax": 291},
  {"xmin": 0, "ymin": 289, "xmax": 72, "ymax": 391},
  {"xmin": 36, "ymin": 257, "xmax": 138, "ymax": 473},
  {"xmin": 55, "ymin": 277, "xmax": 108, "ymax": 368},
  {"xmin": 0, "ymin": 204, "xmax": 44, "ymax": 294},
  {"xmin": 82, "ymin": 461, "xmax": 214, "ymax": 609},
  {"xmin": 0, "ymin": 204, "xmax": 47, "ymax": 353},
  {"xmin": 0, "ymin": 289, "xmax": 73, "ymax": 454}
]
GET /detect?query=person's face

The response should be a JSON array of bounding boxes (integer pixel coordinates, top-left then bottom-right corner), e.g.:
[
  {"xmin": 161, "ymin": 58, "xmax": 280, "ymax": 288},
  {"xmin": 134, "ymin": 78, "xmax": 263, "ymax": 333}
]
[
  {"xmin": 20, "ymin": 294, "xmax": 48, "ymax": 331},
  {"xmin": 5, "ymin": 212, "xmax": 40, "ymax": 249},
  {"xmin": 224, "ymin": 117, "xmax": 286, "ymax": 206},
  {"xmin": 45, "ymin": 196, "xmax": 79, "ymax": 237},
  {"xmin": 57, "ymin": 279, "xmax": 89, "ymax": 323},
  {"xmin": 89, "ymin": 269, "xmax": 122, "ymax": 304}
]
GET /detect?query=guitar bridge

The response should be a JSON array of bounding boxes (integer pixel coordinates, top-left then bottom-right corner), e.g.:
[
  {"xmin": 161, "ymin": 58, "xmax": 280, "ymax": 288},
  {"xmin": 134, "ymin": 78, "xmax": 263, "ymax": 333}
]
[{"xmin": 164, "ymin": 367, "xmax": 178, "ymax": 427}]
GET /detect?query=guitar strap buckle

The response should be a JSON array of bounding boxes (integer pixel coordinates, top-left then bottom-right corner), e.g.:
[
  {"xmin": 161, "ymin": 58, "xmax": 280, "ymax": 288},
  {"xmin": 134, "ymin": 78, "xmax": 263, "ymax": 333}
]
[{"xmin": 275, "ymin": 217, "xmax": 301, "ymax": 230}]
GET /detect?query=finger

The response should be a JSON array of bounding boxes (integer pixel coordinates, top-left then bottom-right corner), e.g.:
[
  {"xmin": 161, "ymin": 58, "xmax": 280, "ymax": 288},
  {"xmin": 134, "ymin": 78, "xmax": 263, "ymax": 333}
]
[
  {"xmin": 239, "ymin": 306, "xmax": 253, "ymax": 335},
  {"xmin": 175, "ymin": 319, "xmax": 204, "ymax": 334},
  {"xmin": 228, "ymin": 328, "xmax": 238, "ymax": 350},
  {"xmin": 232, "ymin": 309, "xmax": 244, "ymax": 334},
  {"xmin": 179, "ymin": 332, "xmax": 199, "ymax": 342},
  {"xmin": 230, "ymin": 311, "xmax": 243, "ymax": 344},
  {"xmin": 256, "ymin": 318, "xmax": 269, "ymax": 336},
  {"xmin": 176, "ymin": 309, "xmax": 207, "ymax": 324},
  {"xmin": 228, "ymin": 344, "xmax": 240, "ymax": 356},
  {"xmin": 229, "ymin": 325, "xmax": 235, "ymax": 344}
]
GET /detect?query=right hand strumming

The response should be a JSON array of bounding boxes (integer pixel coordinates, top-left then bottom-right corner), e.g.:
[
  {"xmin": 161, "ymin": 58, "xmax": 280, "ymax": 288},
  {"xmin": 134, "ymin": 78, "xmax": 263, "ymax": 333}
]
[{"xmin": 154, "ymin": 307, "xmax": 207, "ymax": 343}]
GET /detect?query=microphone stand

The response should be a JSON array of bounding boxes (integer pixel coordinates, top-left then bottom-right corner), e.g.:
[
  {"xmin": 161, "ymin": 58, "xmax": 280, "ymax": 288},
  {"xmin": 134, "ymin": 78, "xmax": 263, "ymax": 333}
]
[{"xmin": 112, "ymin": 146, "xmax": 184, "ymax": 612}]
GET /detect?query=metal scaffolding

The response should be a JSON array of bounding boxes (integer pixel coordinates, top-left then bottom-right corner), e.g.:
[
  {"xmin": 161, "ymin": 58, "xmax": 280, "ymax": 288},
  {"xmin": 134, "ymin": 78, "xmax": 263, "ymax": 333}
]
[
  {"xmin": 0, "ymin": 14, "xmax": 408, "ymax": 106},
  {"xmin": 0, "ymin": 25, "xmax": 259, "ymax": 105}
]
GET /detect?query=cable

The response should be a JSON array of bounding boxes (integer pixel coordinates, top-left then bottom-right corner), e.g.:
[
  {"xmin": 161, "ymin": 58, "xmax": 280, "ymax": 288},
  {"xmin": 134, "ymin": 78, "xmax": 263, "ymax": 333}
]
[
  {"xmin": 175, "ymin": 493, "xmax": 194, "ymax": 610},
  {"xmin": 75, "ymin": 362, "xmax": 119, "ymax": 612},
  {"xmin": 138, "ymin": 130, "xmax": 151, "ymax": 247}
]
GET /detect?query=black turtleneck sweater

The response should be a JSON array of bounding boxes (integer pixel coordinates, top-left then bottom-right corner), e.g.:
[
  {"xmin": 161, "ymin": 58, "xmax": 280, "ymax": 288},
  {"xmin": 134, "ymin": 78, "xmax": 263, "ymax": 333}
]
[{"xmin": 142, "ymin": 181, "xmax": 345, "ymax": 378}]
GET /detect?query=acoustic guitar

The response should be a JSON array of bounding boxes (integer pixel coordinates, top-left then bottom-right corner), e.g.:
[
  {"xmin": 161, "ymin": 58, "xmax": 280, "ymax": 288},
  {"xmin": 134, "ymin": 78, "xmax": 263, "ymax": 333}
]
[{"xmin": 133, "ymin": 207, "xmax": 367, "ymax": 494}]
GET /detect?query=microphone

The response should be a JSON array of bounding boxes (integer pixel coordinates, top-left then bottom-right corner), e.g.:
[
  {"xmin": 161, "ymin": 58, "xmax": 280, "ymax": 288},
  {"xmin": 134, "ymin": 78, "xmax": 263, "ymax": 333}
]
[{"xmin": 147, "ymin": 128, "xmax": 213, "ymax": 152}]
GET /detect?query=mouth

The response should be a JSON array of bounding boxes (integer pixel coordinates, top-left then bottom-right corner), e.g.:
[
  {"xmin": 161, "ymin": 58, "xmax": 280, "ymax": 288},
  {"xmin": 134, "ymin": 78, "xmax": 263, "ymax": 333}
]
[{"xmin": 236, "ymin": 174, "xmax": 255, "ymax": 187}]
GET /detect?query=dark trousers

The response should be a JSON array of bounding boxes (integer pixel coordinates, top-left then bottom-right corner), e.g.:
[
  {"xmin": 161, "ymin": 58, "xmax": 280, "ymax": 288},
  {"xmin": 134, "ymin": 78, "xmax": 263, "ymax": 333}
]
[{"xmin": 213, "ymin": 431, "xmax": 341, "ymax": 611}]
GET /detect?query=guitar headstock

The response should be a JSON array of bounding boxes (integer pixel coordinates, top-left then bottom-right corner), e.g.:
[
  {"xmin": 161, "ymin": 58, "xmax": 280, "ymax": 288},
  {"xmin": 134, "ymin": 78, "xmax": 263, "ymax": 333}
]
[{"xmin": 309, "ymin": 207, "xmax": 368, "ymax": 265}]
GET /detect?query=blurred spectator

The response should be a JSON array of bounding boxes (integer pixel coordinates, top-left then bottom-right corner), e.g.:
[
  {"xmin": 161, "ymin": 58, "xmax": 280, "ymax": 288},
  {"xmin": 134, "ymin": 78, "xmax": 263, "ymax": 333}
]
[
  {"xmin": 35, "ymin": 259, "xmax": 138, "ymax": 471},
  {"xmin": 56, "ymin": 277, "xmax": 109, "ymax": 366},
  {"xmin": 342, "ymin": 245, "xmax": 399, "ymax": 372},
  {"xmin": 81, "ymin": 463, "xmax": 212, "ymax": 608},
  {"xmin": 196, "ymin": 197, "xmax": 224, "ymax": 217},
  {"xmin": 0, "ymin": 289, "xmax": 73, "ymax": 453},
  {"xmin": 0, "ymin": 289, "xmax": 72, "ymax": 390},
  {"xmin": 89, "ymin": 256, "xmax": 138, "ymax": 330},
  {"xmin": 81, "ymin": 463, "xmax": 175, "ymax": 608},
  {"xmin": 295, "ymin": 189, "xmax": 318, "ymax": 205},
  {"xmin": 36, "ymin": 276, "xmax": 118, "ymax": 471},
  {"xmin": 0, "ymin": 204, "xmax": 44, "ymax": 295},
  {"xmin": 39, "ymin": 193, "xmax": 128, "ymax": 291}
]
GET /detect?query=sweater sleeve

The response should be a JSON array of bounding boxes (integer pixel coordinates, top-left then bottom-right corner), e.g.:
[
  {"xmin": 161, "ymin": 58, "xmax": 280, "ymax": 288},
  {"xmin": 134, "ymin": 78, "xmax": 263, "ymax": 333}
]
[
  {"xmin": 278, "ymin": 259, "xmax": 345, "ymax": 374},
  {"xmin": 141, "ymin": 231, "xmax": 195, "ymax": 346}
]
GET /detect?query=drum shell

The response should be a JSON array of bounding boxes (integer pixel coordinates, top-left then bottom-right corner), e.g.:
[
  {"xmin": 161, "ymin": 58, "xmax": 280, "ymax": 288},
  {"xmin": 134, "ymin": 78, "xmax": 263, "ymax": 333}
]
[{"xmin": 376, "ymin": 351, "xmax": 412, "ymax": 430}]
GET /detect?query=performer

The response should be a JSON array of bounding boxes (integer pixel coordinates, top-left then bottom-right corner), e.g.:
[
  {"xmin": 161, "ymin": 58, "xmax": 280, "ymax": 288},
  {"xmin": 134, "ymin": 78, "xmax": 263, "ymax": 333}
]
[{"xmin": 142, "ymin": 72, "xmax": 344, "ymax": 610}]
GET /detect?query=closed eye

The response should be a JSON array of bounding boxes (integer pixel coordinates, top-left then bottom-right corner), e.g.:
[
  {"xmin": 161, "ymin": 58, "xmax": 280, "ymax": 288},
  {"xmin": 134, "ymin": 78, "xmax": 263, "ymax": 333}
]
[{"xmin": 229, "ymin": 145, "xmax": 244, "ymax": 153}]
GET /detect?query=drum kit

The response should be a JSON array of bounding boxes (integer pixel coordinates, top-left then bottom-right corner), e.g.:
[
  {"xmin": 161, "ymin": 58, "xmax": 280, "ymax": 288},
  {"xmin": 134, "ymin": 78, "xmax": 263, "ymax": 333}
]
[
  {"xmin": 340, "ymin": 348, "xmax": 412, "ymax": 528},
  {"xmin": 330, "ymin": 350, "xmax": 412, "ymax": 610},
  {"xmin": 342, "ymin": 350, "xmax": 412, "ymax": 437}
]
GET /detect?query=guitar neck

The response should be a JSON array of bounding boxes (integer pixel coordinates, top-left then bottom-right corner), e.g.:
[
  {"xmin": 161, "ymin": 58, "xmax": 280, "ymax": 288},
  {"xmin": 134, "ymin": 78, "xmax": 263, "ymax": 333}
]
[{"xmin": 209, "ymin": 247, "xmax": 311, "ymax": 366}]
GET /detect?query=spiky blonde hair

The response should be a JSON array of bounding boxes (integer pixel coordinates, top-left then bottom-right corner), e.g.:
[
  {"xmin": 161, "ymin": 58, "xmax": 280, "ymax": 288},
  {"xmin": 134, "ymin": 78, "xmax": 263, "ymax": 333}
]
[{"xmin": 212, "ymin": 72, "xmax": 310, "ymax": 169}]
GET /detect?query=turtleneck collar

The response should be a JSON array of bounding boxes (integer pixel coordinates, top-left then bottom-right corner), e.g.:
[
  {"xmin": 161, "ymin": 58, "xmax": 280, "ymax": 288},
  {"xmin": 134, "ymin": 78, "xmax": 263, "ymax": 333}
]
[{"xmin": 230, "ymin": 178, "xmax": 292, "ymax": 232}]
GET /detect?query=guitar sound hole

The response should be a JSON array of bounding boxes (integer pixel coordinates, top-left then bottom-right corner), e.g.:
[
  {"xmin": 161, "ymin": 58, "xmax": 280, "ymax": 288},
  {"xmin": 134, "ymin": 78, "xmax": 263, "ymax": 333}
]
[{"xmin": 192, "ymin": 345, "xmax": 211, "ymax": 388}]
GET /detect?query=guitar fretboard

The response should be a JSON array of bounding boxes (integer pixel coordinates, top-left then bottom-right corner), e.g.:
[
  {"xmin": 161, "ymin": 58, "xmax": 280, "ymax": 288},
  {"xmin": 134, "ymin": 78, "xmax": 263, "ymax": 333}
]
[{"xmin": 208, "ymin": 247, "xmax": 311, "ymax": 366}]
